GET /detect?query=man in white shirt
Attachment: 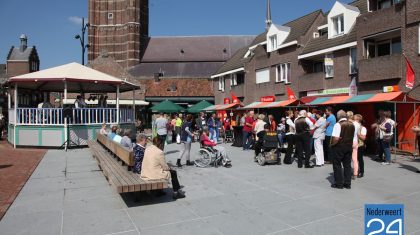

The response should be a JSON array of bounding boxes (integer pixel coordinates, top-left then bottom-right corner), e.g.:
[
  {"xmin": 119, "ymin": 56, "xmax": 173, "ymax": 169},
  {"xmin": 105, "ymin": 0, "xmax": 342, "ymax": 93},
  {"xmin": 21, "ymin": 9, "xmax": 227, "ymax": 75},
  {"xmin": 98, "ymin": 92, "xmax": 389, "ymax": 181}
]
[
  {"xmin": 330, "ymin": 110, "xmax": 355, "ymax": 189},
  {"xmin": 312, "ymin": 110, "xmax": 326, "ymax": 167},
  {"xmin": 155, "ymin": 113, "xmax": 168, "ymax": 150}
]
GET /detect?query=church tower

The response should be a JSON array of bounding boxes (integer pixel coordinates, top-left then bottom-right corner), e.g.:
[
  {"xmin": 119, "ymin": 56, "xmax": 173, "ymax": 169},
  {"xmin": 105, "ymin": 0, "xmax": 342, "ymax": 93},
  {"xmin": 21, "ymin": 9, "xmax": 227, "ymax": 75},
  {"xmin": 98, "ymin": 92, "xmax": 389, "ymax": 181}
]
[{"xmin": 88, "ymin": 0, "xmax": 149, "ymax": 68}]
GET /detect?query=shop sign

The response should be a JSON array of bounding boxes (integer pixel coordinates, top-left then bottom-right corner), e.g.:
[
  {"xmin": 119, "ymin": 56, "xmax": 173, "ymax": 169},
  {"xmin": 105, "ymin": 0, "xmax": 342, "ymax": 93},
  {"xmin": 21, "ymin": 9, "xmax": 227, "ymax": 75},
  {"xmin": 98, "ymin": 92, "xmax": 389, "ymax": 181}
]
[
  {"xmin": 383, "ymin": 86, "xmax": 399, "ymax": 93},
  {"xmin": 223, "ymin": 98, "xmax": 230, "ymax": 104},
  {"xmin": 260, "ymin": 96, "xmax": 275, "ymax": 102},
  {"xmin": 307, "ymin": 87, "xmax": 350, "ymax": 96}
]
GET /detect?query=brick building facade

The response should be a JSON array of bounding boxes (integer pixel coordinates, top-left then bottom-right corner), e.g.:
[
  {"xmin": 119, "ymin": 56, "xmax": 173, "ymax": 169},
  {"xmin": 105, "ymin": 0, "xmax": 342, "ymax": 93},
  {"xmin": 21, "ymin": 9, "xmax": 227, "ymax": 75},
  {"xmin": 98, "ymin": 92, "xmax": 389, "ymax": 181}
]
[
  {"xmin": 88, "ymin": 0, "xmax": 255, "ymax": 108},
  {"xmin": 212, "ymin": 0, "xmax": 420, "ymax": 105},
  {"xmin": 88, "ymin": 0, "xmax": 149, "ymax": 68}
]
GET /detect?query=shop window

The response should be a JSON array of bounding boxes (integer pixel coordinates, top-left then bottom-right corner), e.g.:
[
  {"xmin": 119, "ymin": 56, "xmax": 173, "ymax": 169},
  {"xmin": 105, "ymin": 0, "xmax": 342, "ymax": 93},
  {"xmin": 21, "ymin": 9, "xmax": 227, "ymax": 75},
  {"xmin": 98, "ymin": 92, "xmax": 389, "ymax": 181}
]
[{"xmin": 256, "ymin": 68, "xmax": 270, "ymax": 84}]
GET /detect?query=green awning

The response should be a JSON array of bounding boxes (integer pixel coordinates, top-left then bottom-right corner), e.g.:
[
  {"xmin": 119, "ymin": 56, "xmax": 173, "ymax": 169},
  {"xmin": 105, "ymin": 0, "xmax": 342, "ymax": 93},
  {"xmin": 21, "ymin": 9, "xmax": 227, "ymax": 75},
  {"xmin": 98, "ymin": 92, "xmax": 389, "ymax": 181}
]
[
  {"xmin": 187, "ymin": 100, "xmax": 213, "ymax": 113},
  {"xmin": 150, "ymin": 100, "xmax": 185, "ymax": 113}
]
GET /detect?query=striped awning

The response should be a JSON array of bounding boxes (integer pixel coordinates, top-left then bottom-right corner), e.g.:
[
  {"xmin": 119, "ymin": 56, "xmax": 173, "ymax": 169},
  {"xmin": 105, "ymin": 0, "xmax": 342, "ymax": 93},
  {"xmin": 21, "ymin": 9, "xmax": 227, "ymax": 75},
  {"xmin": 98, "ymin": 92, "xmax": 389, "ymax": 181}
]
[
  {"xmin": 241, "ymin": 99, "xmax": 298, "ymax": 109},
  {"xmin": 204, "ymin": 103, "xmax": 241, "ymax": 111},
  {"xmin": 303, "ymin": 92, "xmax": 405, "ymax": 105}
]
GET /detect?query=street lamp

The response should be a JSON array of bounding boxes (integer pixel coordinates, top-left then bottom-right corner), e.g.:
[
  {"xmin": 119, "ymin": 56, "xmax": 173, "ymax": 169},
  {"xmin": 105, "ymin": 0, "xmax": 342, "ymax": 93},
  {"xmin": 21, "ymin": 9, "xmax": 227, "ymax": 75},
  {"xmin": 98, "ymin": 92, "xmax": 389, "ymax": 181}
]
[{"xmin": 74, "ymin": 17, "xmax": 90, "ymax": 65}]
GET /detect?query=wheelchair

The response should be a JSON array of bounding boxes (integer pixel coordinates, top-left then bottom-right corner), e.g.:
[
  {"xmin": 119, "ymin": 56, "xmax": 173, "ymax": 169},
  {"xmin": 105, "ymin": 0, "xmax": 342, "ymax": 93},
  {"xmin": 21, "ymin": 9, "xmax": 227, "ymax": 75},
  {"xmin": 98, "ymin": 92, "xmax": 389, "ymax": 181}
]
[
  {"xmin": 255, "ymin": 132, "xmax": 281, "ymax": 166},
  {"xmin": 194, "ymin": 141, "xmax": 230, "ymax": 168}
]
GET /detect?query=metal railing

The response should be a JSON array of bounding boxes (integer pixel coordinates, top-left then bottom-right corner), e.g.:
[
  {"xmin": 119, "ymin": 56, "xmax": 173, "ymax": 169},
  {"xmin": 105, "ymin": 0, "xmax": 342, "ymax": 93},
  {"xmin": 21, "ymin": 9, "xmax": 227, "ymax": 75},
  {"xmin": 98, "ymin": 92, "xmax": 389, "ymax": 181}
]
[{"xmin": 13, "ymin": 108, "xmax": 134, "ymax": 125}]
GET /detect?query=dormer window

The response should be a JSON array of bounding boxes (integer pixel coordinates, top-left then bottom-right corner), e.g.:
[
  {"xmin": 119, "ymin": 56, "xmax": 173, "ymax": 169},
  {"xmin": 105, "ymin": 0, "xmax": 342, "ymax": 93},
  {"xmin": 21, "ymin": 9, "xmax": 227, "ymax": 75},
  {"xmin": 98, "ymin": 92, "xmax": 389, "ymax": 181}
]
[
  {"xmin": 332, "ymin": 15, "xmax": 344, "ymax": 36},
  {"xmin": 270, "ymin": 35, "xmax": 277, "ymax": 51}
]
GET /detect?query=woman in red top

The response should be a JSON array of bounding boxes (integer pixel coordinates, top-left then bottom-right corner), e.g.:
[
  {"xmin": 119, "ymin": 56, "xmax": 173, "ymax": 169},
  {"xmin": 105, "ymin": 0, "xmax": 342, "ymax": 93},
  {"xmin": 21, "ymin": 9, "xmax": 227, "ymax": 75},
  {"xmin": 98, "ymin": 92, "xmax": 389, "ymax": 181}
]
[
  {"xmin": 201, "ymin": 127, "xmax": 230, "ymax": 162},
  {"xmin": 223, "ymin": 117, "xmax": 232, "ymax": 131},
  {"xmin": 268, "ymin": 115, "xmax": 276, "ymax": 132}
]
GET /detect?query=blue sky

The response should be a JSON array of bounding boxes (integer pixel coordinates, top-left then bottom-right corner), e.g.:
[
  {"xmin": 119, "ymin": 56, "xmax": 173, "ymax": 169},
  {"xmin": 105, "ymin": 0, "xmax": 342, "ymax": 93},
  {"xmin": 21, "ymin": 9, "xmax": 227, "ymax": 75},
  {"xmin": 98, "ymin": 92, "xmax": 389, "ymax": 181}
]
[{"xmin": 0, "ymin": 0, "xmax": 353, "ymax": 69}]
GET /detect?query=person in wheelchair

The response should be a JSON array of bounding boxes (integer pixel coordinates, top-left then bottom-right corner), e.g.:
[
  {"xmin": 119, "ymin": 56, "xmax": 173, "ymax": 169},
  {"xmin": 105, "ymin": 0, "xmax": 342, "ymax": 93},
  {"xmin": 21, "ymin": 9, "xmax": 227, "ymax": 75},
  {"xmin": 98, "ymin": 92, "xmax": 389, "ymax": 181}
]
[
  {"xmin": 254, "ymin": 124, "xmax": 281, "ymax": 164},
  {"xmin": 200, "ymin": 127, "xmax": 231, "ymax": 163}
]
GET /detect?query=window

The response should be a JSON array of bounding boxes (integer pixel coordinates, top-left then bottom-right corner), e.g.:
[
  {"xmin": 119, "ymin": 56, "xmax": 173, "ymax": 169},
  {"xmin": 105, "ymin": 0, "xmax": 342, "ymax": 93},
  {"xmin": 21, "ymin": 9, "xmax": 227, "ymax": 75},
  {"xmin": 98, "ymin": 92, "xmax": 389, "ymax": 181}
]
[
  {"xmin": 324, "ymin": 54, "xmax": 334, "ymax": 78},
  {"xmin": 256, "ymin": 68, "xmax": 270, "ymax": 84},
  {"xmin": 377, "ymin": 41, "xmax": 391, "ymax": 57},
  {"xmin": 419, "ymin": 23, "xmax": 420, "ymax": 54},
  {"xmin": 275, "ymin": 63, "xmax": 291, "ymax": 83},
  {"xmin": 391, "ymin": 37, "xmax": 402, "ymax": 54},
  {"xmin": 270, "ymin": 35, "xmax": 277, "ymax": 51},
  {"xmin": 332, "ymin": 15, "xmax": 344, "ymax": 36},
  {"xmin": 107, "ymin": 13, "xmax": 114, "ymax": 20},
  {"xmin": 236, "ymin": 73, "xmax": 245, "ymax": 85},
  {"xmin": 365, "ymin": 37, "xmax": 401, "ymax": 58},
  {"xmin": 367, "ymin": 42, "xmax": 376, "ymax": 58},
  {"xmin": 350, "ymin": 48, "xmax": 358, "ymax": 74},
  {"xmin": 378, "ymin": 0, "xmax": 392, "ymax": 9},
  {"xmin": 230, "ymin": 74, "xmax": 237, "ymax": 87},
  {"xmin": 313, "ymin": 61, "xmax": 324, "ymax": 73},
  {"xmin": 218, "ymin": 77, "xmax": 225, "ymax": 92}
]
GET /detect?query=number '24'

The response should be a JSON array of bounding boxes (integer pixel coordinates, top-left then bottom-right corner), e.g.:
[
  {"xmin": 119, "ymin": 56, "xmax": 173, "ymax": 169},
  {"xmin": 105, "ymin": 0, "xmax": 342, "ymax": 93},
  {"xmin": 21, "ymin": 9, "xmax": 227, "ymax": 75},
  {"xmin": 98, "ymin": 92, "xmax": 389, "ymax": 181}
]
[{"xmin": 367, "ymin": 218, "xmax": 403, "ymax": 235}]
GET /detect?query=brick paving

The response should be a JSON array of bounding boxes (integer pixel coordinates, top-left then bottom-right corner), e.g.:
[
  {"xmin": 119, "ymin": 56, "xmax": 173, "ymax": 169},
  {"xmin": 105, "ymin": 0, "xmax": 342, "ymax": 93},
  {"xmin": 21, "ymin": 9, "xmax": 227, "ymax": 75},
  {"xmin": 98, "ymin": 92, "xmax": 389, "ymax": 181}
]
[{"xmin": 0, "ymin": 139, "xmax": 46, "ymax": 220}]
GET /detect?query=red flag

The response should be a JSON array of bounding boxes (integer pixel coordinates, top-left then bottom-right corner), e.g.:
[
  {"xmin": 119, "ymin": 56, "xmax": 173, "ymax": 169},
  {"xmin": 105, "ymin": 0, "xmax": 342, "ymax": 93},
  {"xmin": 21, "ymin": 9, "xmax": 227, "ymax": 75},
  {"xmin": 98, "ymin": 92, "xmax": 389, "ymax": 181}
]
[
  {"xmin": 231, "ymin": 92, "xmax": 239, "ymax": 104},
  {"xmin": 404, "ymin": 55, "xmax": 415, "ymax": 89},
  {"xmin": 286, "ymin": 87, "xmax": 296, "ymax": 100}
]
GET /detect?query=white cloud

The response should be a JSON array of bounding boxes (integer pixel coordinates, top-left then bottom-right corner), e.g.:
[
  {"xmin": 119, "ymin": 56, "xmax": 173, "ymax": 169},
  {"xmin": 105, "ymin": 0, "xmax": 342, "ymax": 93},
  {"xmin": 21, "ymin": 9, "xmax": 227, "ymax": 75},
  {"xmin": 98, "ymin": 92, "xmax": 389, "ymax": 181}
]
[{"xmin": 68, "ymin": 16, "xmax": 84, "ymax": 25}]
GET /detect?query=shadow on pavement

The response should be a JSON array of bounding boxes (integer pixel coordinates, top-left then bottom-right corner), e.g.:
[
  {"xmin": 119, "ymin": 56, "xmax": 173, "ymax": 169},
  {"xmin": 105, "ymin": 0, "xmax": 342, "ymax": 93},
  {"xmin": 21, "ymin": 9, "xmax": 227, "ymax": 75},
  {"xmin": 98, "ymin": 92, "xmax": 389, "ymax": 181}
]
[{"xmin": 120, "ymin": 189, "xmax": 177, "ymax": 208}]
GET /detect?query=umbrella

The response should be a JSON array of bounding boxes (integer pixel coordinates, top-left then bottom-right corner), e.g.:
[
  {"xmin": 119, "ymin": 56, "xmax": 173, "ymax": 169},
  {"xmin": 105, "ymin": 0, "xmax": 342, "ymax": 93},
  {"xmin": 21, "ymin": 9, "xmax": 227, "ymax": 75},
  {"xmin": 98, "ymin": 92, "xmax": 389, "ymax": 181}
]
[
  {"xmin": 187, "ymin": 100, "xmax": 213, "ymax": 113},
  {"xmin": 150, "ymin": 100, "xmax": 185, "ymax": 113}
]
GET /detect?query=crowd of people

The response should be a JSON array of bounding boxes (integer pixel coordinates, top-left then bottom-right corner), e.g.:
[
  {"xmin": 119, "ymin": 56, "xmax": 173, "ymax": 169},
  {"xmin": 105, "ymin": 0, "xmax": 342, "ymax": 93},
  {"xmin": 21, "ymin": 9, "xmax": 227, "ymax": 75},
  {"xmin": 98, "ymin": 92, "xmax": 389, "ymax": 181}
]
[{"xmin": 98, "ymin": 106, "xmax": 420, "ymax": 199}]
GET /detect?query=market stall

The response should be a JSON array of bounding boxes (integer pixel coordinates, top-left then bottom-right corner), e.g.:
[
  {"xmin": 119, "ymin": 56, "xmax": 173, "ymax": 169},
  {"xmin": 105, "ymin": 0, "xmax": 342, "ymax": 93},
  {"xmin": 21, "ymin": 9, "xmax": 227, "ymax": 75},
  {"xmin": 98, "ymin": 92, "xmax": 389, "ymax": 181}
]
[{"xmin": 301, "ymin": 91, "xmax": 420, "ymax": 154}]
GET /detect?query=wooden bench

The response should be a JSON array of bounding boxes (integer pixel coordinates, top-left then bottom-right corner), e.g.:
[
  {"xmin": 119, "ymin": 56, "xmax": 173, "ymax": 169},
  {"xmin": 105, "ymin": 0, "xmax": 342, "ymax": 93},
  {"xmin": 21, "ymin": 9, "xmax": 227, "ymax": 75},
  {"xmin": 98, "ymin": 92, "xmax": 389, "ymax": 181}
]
[
  {"xmin": 97, "ymin": 133, "xmax": 134, "ymax": 167},
  {"xmin": 87, "ymin": 140, "xmax": 168, "ymax": 194}
]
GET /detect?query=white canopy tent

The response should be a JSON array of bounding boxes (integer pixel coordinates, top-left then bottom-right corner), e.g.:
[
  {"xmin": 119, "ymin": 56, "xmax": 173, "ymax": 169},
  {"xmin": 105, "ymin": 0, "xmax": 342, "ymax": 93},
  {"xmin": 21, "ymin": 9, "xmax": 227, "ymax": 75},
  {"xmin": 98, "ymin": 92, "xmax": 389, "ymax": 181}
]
[
  {"xmin": 8, "ymin": 62, "xmax": 139, "ymax": 93},
  {"xmin": 7, "ymin": 62, "xmax": 140, "ymax": 149}
]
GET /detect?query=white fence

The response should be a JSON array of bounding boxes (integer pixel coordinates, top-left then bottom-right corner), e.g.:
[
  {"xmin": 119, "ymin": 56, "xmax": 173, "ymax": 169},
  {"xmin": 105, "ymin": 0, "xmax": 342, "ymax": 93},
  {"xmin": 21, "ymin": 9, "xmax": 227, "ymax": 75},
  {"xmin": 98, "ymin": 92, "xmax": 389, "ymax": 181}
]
[{"xmin": 13, "ymin": 108, "xmax": 134, "ymax": 125}]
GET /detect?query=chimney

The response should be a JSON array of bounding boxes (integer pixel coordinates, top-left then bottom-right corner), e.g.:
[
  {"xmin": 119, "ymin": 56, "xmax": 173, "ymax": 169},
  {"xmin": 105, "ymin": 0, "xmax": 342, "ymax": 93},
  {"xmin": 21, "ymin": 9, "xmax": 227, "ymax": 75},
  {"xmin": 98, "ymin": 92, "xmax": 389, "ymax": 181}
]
[
  {"xmin": 265, "ymin": 0, "xmax": 272, "ymax": 30},
  {"xmin": 19, "ymin": 34, "xmax": 28, "ymax": 52}
]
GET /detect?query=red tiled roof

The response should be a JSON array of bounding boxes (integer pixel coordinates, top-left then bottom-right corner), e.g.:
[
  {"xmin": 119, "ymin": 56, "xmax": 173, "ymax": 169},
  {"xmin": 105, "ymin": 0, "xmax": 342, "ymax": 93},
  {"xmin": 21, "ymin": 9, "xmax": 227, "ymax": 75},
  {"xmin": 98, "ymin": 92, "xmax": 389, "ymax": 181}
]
[{"xmin": 145, "ymin": 78, "xmax": 214, "ymax": 97}]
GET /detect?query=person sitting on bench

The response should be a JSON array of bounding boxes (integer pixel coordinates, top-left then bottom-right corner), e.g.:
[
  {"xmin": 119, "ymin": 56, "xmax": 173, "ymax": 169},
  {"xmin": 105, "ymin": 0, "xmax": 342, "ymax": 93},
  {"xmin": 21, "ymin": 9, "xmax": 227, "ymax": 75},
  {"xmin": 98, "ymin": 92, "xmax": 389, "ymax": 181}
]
[
  {"xmin": 141, "ymin": 137, "xmax": 185, "ymax": 199},
  {"xmin": 132, "ymin": 134, "xmax": 147, "ymax": 174}
]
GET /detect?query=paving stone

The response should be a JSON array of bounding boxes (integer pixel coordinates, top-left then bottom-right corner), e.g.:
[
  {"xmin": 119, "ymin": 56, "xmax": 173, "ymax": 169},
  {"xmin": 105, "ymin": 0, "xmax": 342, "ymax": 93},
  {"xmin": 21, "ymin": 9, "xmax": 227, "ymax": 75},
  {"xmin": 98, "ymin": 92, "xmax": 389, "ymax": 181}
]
[
  {"xmin": 64, "ymin": 185, "xmax": 115, "ymax": 201},
  {"xmin": 203, "ymin": 209, "xmax": 291, "ymax": 235},
  {"xmin": 127, "ymin": 202, "xmax": 197, "ymax": 229},
  {"xmin": 0, "ymin": 210, "xmax": 62, "ymax": 235},
  {"xmin": 6, "ymin": 190, "xmax": 63, "ymax": 216},
  {"xmin": 63, "ymin": 194, "xmax": 125, "ymax": 216},
  {"xmin": 141, "ymin": 219, "xmax": 220, "ymax": 235},
  {"xmin": 296, "ymin": 215, "xmax": 363, "ymax": 235},
  {"xmin": 62, "ymin": 209, "xmax": 134, "ymax": 235}
]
